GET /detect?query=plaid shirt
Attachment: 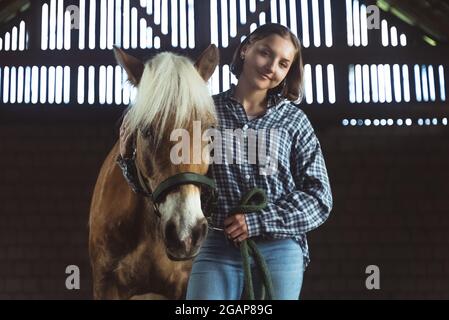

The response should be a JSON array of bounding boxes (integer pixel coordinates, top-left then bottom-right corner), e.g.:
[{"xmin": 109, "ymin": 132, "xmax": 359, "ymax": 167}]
[{"xmin": 208, "ymin": 85, "xmax": 333, "ymax": 268}]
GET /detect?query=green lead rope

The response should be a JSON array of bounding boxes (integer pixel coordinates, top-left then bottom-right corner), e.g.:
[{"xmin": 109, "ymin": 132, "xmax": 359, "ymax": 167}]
[{"xmin": 230, "ymin": 188, "xmax": 275, "ymax": 300}]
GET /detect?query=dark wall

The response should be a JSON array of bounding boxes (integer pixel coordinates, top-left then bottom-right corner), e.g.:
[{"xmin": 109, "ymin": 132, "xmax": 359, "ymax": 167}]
[{"xmin": 0, "ymin": 106, "xmax": 448, "ymax": 299}]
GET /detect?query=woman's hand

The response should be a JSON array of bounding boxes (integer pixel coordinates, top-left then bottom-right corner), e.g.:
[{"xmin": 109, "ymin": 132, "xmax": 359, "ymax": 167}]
[
  {"xmin": 224, "ymin": 213, "xmax": 248, "ymax": 246},
  {"xmin": 119, "ymin": 112, "xmax": 135, "ymax": 159}
]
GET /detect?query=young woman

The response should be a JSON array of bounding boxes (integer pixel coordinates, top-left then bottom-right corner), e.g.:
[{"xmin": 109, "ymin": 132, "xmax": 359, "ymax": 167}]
[{"xmin": 119, "ymin": 23, "xmax": 333, "ymax": 300}]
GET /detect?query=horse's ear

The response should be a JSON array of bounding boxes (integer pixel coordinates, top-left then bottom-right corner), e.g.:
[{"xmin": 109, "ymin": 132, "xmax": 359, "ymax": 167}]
[
  {"xmin": 113, "ymin": 46, "xmax": 144, "ymax": 86},
  {"xmin": 194, "ymin": 44, "xmax": 220, "ymax": 82}
]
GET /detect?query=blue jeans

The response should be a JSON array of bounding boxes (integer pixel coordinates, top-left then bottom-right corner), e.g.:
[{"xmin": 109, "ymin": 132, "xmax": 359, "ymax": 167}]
[{"xmin": 186, "ymin": 230, "xmax": 304, "ymax": 300}]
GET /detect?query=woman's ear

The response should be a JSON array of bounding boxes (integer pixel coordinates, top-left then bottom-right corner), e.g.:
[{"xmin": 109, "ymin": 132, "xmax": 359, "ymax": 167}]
[{"xmin": 113, "ymin": 46, "xmax": 144, "ymax": 86}]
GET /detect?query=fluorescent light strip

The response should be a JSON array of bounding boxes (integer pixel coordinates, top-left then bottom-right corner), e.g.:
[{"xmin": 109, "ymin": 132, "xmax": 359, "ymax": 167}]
[
  {"xmin": 10, "ymin": 67, "xmax": 16, "ymax": 103},
  {"xmin": 89, "ymin": 0, "xmax": 96, "ymax": 49},
  {"xmin": 414, "ymin": 65, "xmax": 422, "ymax": 102},
  {"xmin": 55, "ymin": 66, "xmax": 63, "ymax": 104},
  {"xmin": 122, "ymin": 67, "xmax": 130, "ymax": 105},
  {"xmin": 17, "ymin": 67, "xmax": 24, "ymax": 103},
  {"xmin": 140, "ymin": 19, "xmax": 147, "ymax": 48},
  {"xmin": 123, "ymin": 0, "xmax": 130, "ymax": 49},
  {"xmin": 324, "ymin": 0, "xmax": 333, "ymax": 47},
  {"xmin": 88, "ymin": 66, "xmax": 95, "ymax": 104},
  {"xmin": 259, "ymin": 12, "xmax": 266, "ymax": 25},
  {"xmin": 64, "ymin": 10, "xmax": 71, "ymax": 50},
  {"xmin": 222, "ymin": 65, "xmax": 230, "ymax": 92},
  {"xmin": 381, "ymin": 20, "xmax": 388, "ymax": 47},
  {"xmin": 304, "ymin": 64, "xmax": 313, "ymax": 104},
  {"xmin": 221, "ymin": 0, "xmax": 229, "ymax": 47},
  {"xmin": 377, "ymin": 64, "xmax": 385, "ymax": 103},
  {"xmin": 115, "ymin": 65, "xmax": 122, "ymax": 104},
  {"xmin": 400, "ymin": 34, "xmax": 406, "ymax": 46},
  {"xmin": 64, "ymin": 66, "xmax": 70, "ymax": 103},
  {"xmin": 40, "ymin": 66, "xmax": 47, "ymax": 103},
  {"xmin": 439, "ymin": 65, "xmax": 446, "ymax": 101},
  {"xmin": 353, "ymin": 0, "xmax": 360, "ymax": 47},
  {"xmin": 188, "ymin": 0, "xmax": 195, "ymax": 48},
  {"xmin": 249, "ymin": 0, "xmax": 256, "ymax": 13},
  {"xmin": 421, "ymin": 65, "xmax": 429, "ymax": 101},
  {"xmin": 402, "ymin": 65, "xmax": 410, "ymax": 102},
  {"xmin": 154, "ymin": 0, "xmax": 161, "ymax": 24},
  {"xmin": 107, "ymin": 65, "xmax": 113, "ymax": 104},
  {"xmin": 370, "ymin": 65, "xmax": 378, "ymax": 103},
  {"xmin": 79, "ymin": 0, "xmax": 86, "ymax": 49},
  {"xmin": 100, "ymin": 0, "xmax": 107, "ymax": 49},
  {"xmin": 239, "ymin": 0, "xmax": 246, "ymax": 24},
  {"xmin": 162, "ymin": 0, "xmax": 168, "ymax": 34},
  {"xmin": 384, "ymin": 64, "xmax": 392, "ymax": 103},
  {"xmin": 171, "ymin": 0, "xmax": 178, "ymax": 46},
  {"xmin": 301, "ymin": 0, "xmax": 310, "ymax": 47},
  {"xmin": 99, "ymin": 65, "xmax": 106, "ymax": 104},
  {"xmin": 32, "ymin": 66, "xmax": 40, "ymax": 103},
  {"xmin": 41, "ymin": 4, "xmax": 49, "ymax": 50},
  {"xmin": 363, "ymin": 64, "xmax": 370, "ymax": 103},
  {"xmin": 390, "ymin": 26, "xmax": 398, "ymax": 47},
  {"xmin": 211, "ymin": 0, "xmax": 218, "ymax": 46},
  {"xmin": 48, "ymin": 66, "xmax": 55, "ymax": 104},
  {"xmin": 146, "ymin": 26, "xmax": 153, "ymax": 48},
  {"xmin": 78, "ymin": 66, "xmax": 85, "ymax": 104},
  {"xmin": 280, "ymin": 0, "xmax": 287, "ymax": 26},
  {"xmin": 316, "ymin": 65, "xmax": 324, "ymax": 104},
  {"xmin": 428, "ymin": 65, "xmax": 436, "ymax": 102},
  {"xmin": 270, "ymin": 0, "xmax": 277, "ymax": 23},
  {"xmin": 360, "ymin": 5, "xmax": 368, "ymax": 46},
  {"xmin": 131, "ymin": 7, "xmax": 138, "ymax": 48},
  {"xmin": 346, "ymin": 0, "xmax": 353, "ymax": 46},
  {"xmin": 107, "ymin": 0, "xmax": 114, "ymax": 49},
  {"xmin": 19, "ymin": 21, "xmax": 25, "ymax": 51},
  {"xmin": 349, "ymin": 64, "xmax": 355, "ymax": 103},
  {"xmin": 312, "ymin": 0, "xmax": 321, "ymax": 47},
  {"xmin": 49, "ymin": 0, "xmax": 56, "ymax": 50},
  {"xmin": 355, "ymin": 64, "xmax": 362, "ymax": 103},
  {"xmin": 2, "ymin": 67, "xmax": 8, "ymax": 103},
  {"xmin": 230, "ymin": 0, "xmax": 237, "ymax": 37},
  {"xmin": 180, "ymin": 0, "xmax": 187, "ymax": 48},
  {"xmin": 11, "ymin": 27, "xmax": 17, "ymax": 51},
  {"xmin": 327, "ymin": 65, "xmax": 336, "ymax": 104},
  {"xmin": 147, "ymin": 0, "xmax": 153, "ymax": 14},
  {"xmin": 57, "ymin": 0, "xmax": 63, "ymax": 50},
  {"xmin": 5, "ymin": 32, "xmax": 10, "ymax": 51},
  {"xmin": 289, "ymin": 0, "xmax": 298, "ymax": 36},
  {"xmin": 24, "ymin": 67, "xmax": 31, "ymax": 103},
  {"xmin": 115, "ymin": 0, "xmax": 121, "ymax": 48},
  {"xmin": 393, "ymin": 64, "xmax": 401, "ymax": 102}
]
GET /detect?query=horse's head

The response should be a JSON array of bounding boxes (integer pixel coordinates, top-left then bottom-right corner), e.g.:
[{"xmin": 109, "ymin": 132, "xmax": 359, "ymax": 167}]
[{"xmin": 114, "ymin": 45, "xmax": 219, "ymax": 260}]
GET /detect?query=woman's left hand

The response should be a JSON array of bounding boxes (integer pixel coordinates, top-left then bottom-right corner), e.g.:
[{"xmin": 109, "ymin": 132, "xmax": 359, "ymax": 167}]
[{"xmin": 224, "ymin": 214, "xmax": 248, "ymax": 245}]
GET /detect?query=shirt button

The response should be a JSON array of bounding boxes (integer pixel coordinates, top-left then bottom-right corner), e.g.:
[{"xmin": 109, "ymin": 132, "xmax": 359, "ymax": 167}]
[
  {"xmin": 242, "ymin": 125, "xmax": 248, "ymax": 130},
  {"xmin": 245, "ymin": 174, "xmax": 250, "ymax": 180}
]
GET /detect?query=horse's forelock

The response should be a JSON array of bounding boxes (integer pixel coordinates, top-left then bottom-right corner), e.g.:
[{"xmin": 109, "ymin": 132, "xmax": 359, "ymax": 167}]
[{"xmin": 126, "ymin": 52, "xmax": 217, "ymax": 147}]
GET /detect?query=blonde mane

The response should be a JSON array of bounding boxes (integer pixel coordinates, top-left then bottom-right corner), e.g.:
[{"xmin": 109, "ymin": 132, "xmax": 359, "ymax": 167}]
[{"xmin": 127, "ymin": 52, "xmax": 217, "ymax": 146}]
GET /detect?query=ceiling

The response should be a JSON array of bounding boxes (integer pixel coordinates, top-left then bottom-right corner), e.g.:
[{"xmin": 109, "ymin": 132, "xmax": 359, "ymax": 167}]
[{"xmin": 0, "ymin": 0, "xmax": 448, "ymax": 44}]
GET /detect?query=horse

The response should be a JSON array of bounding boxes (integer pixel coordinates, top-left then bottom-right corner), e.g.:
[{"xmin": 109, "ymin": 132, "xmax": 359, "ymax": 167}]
[{"xmin": 88, "ymin": 45, "xmax": 219, "ymax": 299}]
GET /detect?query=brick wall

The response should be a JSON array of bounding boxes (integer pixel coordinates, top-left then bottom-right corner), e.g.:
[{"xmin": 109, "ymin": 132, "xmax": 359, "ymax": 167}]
[{"xmin": 0, "ymin": 107, "xmax": 448, "ymax": 299}]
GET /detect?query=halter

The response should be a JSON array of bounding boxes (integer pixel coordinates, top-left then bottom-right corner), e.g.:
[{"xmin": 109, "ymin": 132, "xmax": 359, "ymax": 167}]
[{"xmin": 133, "ymin": 131, "xmax": 217, "ymax": 218}]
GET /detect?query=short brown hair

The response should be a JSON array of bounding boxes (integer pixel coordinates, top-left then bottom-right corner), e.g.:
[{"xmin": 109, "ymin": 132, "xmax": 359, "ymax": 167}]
[{"xmin": 230, "ymin": 23, "xmax": 304, "ymax": 103}]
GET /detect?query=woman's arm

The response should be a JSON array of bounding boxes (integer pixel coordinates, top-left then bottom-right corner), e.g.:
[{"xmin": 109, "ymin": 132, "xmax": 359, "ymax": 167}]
[{"xmin": 244, "ymin": 115, "xmax": 333, "ymax": 238}]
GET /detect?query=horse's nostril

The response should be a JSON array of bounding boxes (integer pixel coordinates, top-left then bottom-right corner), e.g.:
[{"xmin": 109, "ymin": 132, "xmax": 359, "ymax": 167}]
[
  {"xmin": 192, "ymin": 219, "xmax": 208, "ymax": 247},
  {"xmin": 165, "ymin": 221, "xmax": 177, "ymax": 242}
]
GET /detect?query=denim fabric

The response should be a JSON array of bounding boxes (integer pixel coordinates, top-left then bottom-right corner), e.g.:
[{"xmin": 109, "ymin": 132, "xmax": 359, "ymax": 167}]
[{"xmin": 186, "ymin": 230, "xmax": 304, "ymax": 300}]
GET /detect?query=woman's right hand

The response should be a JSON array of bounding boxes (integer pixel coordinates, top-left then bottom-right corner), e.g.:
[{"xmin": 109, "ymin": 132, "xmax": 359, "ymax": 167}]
[{"xmin": 119, "ymin": 112, "xmax": 135, "ymax": 159}]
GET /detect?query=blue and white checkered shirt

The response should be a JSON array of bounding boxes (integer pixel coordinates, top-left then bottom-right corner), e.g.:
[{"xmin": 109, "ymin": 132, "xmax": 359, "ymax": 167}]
[{"xmin": 208, "ymin": 85, "xmax": 333, "ymax": 268}]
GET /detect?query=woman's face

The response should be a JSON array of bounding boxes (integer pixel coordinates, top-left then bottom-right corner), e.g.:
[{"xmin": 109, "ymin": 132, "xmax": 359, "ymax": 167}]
[{"xmin": 240, "ymin": 34, "xmax": 297, "ymax": 92}]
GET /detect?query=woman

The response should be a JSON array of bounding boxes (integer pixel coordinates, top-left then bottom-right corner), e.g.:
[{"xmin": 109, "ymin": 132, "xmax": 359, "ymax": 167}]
[{"xmin": 119, "ymin": 23, "xmax": 333, "ymax": 300}]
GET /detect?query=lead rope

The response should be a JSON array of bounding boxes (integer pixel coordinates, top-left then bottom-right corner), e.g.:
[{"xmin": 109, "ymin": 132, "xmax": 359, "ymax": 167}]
[{"xmin": 231, "ymin": 188, "xmax": 275, "ymax": 300}]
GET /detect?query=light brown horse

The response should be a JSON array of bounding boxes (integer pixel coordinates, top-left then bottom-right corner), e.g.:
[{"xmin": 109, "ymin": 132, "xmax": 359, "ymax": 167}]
[{"xmin": 89, "ymin": 45, "xmax": 219, "ymax": 299}]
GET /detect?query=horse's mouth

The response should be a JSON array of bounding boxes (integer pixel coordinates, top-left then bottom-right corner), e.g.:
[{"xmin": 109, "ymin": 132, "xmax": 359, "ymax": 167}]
[{"xmin": 166, "ymin": 250, "xmax": 199, "ymax": 261}]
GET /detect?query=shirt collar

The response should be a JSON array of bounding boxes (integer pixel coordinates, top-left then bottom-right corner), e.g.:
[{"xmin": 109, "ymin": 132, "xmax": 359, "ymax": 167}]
[{"xmin": 223, "ymin": 84, "xmax": 285, "ymax": 110}]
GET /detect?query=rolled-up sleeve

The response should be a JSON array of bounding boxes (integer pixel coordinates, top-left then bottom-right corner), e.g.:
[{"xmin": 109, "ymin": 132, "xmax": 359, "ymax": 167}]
[{"xmin": 245, "ymin": 115, "xmax": 333, "ymax": 238}]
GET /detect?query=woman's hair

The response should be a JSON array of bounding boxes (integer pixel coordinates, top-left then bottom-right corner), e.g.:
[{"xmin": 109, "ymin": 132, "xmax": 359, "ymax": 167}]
[{"xmin": 230, "ymin": 23, "xmax": 304, "ymax": 103}]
